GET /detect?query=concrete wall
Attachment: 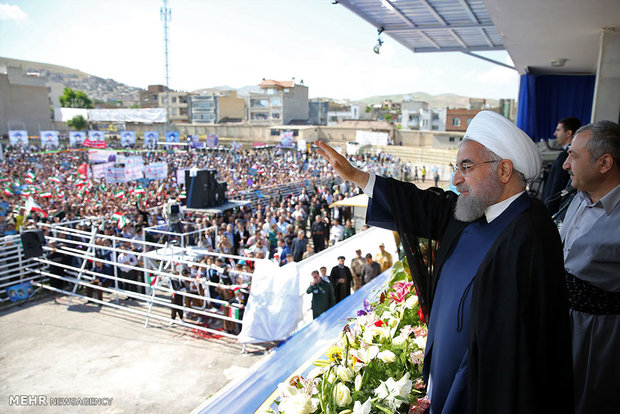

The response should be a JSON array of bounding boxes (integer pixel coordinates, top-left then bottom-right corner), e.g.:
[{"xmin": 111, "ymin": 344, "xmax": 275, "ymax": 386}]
[
  {"xmin": 282, "ymin": 85, "xmax": 309, "ymax": 124},
  {"xmin": 218, "ymin": 91, "xmax": 245, "ymax": 121},
  {"xmin": 0, "ymin": 71, "xmax": 52, "ymax": 136}
]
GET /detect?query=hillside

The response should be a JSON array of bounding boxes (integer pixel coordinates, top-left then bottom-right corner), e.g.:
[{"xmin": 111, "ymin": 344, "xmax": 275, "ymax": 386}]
[{"xmin": 359, "ymin": 92, "xmax": 499, "ymax": 109}]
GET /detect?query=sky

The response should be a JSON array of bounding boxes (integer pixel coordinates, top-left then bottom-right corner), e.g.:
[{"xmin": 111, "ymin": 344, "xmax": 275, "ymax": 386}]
[{"xmin": 0, "ymin": 0, "xmax": 520, "ymax": 101}]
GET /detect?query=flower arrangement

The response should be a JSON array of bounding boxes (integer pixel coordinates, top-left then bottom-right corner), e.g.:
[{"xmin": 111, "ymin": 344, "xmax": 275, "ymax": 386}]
[{"xmin": 267, "ymin": 260, "xmax": 430, "ymax": 414}]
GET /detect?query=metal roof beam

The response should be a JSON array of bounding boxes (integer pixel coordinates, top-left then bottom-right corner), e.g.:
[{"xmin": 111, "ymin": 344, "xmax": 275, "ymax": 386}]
[
  {"xmin": 383, "ymin": 23, "xmax": 496, "ymax": 32},
  {"xmin": 454, "ymin": 0, "xmax": 494, "ymax": 47}
]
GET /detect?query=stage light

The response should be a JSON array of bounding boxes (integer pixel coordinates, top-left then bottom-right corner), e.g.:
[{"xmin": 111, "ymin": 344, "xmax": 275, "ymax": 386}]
[
  {"xmin": 373, "ymin": 27, "xmax": 385, "ymax": 54},
  {"xmin": 373, "ymin": 38, "xmax": 384, "ymax": 54}
]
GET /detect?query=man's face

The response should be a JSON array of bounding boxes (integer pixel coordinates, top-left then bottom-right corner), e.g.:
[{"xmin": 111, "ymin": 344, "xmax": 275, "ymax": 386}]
[
  {"xmin": 554, "ymin": 123, "xmax": 572, "ymax": 146},
  {"xmin": 312, "ymin": 273, "xmax": 321, "ymax": 283},
  {"xmin": 338, "ymin": 258, "xmax": 345, "ymax": 266},
  {"xmin": 563, "ymin": 130, "xmax": 599, "ymax": 193},
  {"xmin": 452, "ymin": 140, "xmax": 503, "ymax": 222}
]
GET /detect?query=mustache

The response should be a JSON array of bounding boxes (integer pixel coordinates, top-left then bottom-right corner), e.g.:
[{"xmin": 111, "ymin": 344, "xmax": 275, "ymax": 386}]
[{"xmin": 457, "ymin": 183, "xmax": 470, "ymax": 193}]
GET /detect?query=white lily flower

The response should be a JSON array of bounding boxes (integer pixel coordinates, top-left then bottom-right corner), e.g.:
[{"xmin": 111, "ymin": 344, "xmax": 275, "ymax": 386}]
[
  {"xmin": 352, "ymin": 398, "xmax": 372, "ymax": 414},
  {"xmin": 414, "ymin": 335, "xmax": 427, "ymax": 352},
  {"xmin": 354, "ymin": 374, "xmax": 363, "ymax": 392},
  {"xmin": 374, "ymin": 372, "xmax": 413, "ymax": 410},
  {"xmin": 377, "ymin": 349, "xmax": 397, "ymax": 363}
]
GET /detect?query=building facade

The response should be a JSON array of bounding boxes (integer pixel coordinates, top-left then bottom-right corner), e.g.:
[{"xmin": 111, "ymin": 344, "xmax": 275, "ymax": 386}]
[
  {"xmin": 446, "ymin": 108, "xmax": 481, "ymax": 132},
  {"xmin": 189, "ymin": 90, "xmax": 245, "ymax": 124},
  {"xmin": 248, "ymin": 79, "xmax": 309, "ymax": 125},
  {"xmin": 0, "ymin": 66, "xmax": 52, "ymax": 136}
]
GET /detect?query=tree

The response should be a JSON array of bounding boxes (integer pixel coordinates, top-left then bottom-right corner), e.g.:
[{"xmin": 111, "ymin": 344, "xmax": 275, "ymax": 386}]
[
  {"xmin": 59, "ymin": 87, "xmax": 93, "ymax": 108},
  {"xmin": 384, "ymin": 113, "xmax": 393, "ymax": 122},
  {"xmin": 67, "ymin": 115, "xmax": 88, "ymax": 131}
]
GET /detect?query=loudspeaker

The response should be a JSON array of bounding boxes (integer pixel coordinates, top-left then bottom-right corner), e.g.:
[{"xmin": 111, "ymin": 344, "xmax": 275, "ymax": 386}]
[
  {"xmin": 185, "ymin": 169, "xmax": 221, "ymax": 208},
  {"xmin": 214, "ymin": 182, "xmax": 227, "ymax": 206},
  {"xmin": 21, "ymin": 229, "xmax": 46, "ymax": 258}
]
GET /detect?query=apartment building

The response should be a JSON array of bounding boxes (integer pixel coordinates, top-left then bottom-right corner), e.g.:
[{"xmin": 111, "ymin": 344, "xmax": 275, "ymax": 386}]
[
  {"xmin": 159, "ymin": 91, "xmax": 191, "ymax": 123},
  {"xmin": 248, "ymin": 79, "xmax": 309, "ymax": 125},
  {"xmin": 189, "ymin": 90, "xmax": 245, "ymax": 124}
]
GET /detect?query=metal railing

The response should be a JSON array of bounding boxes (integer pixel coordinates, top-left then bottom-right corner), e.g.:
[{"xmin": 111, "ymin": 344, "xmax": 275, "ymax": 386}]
[{"xmin": 0, "ymin": 234, "xmax": 47, "ymax": 303}]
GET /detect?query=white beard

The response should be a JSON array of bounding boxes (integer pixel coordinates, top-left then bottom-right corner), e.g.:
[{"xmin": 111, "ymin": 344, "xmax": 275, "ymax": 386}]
[{"xmin": 454, "ymin": 173, "xmax": 503, "ymax": 222}]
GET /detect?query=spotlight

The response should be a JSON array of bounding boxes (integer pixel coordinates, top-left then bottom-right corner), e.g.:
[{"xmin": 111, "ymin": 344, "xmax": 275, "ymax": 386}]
[
  {"xmin": 373, "ymin": 27, "xmax": 385, "ymax": 54},
  {"xmin": 373, "ymin": 38, "xmax": 384, "ymax": 54}
]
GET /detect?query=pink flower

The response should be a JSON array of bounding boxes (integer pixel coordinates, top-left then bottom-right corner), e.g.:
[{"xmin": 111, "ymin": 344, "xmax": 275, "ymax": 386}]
[
  {"xmin": 413, "ymin": 326, "xmax": 428, "ymax": 338},
  {"xmin": 389, "ymin": 281, "xmax": 413, "ymax": 303},
  {"xmin": 408, "ymin": 396, "xmax": 430, "ymax": 414}
]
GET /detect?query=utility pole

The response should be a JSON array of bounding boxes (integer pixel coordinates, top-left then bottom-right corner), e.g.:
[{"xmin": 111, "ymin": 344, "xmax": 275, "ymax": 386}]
[{"xmin": 161, "ymin": 0, "xmax": 172, "ymax": 135}]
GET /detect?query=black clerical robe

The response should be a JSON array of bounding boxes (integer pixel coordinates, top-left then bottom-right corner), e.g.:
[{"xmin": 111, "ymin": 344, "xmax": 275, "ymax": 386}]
[
  {"xmin": 367, "ymin": 175, "xmax": 574, "ymax": 414},
  {"xmin": 329, "ymin": 265, "xmax": 352, "ymax": 303}
]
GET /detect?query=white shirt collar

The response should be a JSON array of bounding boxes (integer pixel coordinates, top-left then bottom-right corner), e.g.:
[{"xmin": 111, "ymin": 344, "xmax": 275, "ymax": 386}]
[{"xmin": 484, "ymin": 191, "xmax": 526, "ymax": 223}]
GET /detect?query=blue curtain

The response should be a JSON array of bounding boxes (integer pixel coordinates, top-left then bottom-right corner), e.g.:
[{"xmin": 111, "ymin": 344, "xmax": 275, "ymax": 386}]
[{"xmin": 516, "ymin": 74, "xmax": 595, "ymax": 141}]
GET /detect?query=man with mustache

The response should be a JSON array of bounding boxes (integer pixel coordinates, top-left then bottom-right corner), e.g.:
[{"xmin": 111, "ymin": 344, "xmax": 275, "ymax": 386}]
[
  {"xmin": 560, "ymin": 120, "xmax": 620, "ymax": 414},
  {"xmin": 316, "ymin": 111, "xmax": 573, "ymax": 414}
]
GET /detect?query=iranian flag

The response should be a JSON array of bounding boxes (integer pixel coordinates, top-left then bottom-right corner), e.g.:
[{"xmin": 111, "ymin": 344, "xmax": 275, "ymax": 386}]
[
  {"xmin": 40, "ymin": 191, "xmax": 52, "ymax": 198},
  {"xmin": 49, "ymin": 176, "xmax": 61, "ymax": 184},
  {"xmin": 178, "ymin": 191, "xmax": 186, "ymax": 200},
  {"xmin": 25, "ymin": 196, "xmax": 48, "ymax": 218},
  {"xmin": 114, "ymin": 189, "xmax": 125, "ymax": 199},
  {"xmin": 24, "ymin": 172, "xmax": 35, "ymax": 184},
  {"xmin": 112, "ymin": 212, "xmax": 128, "ymax": 229},
  {"xmin": 4, "ymin": 187, "xmax": 13, "ymax": 196},
  {"xmin": 133, "ymin": 186, "xmax": 146, "ymax": 195}
]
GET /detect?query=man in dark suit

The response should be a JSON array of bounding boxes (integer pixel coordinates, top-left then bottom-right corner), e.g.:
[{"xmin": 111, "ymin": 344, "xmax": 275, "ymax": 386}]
[{"xmin": 541, "ymin": 117, "xmax": 581, "ymax": 215}]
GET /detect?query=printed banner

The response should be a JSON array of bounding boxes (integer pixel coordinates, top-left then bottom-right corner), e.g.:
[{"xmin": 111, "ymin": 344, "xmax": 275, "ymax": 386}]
[
  {"xmin": 115, "ymin": 155, "xmax": 143, "ymax": 167},
  {"xmin": 9, "ymin": 130, "xmax": 28, "ymax": 146},
  {"xmin": 144, "ymin": 162, "xmax": 168, "ymax": 180},
  {"xmin": 206, "ymin": 134, "xmax": 219, "ymax": 148},
  {"xmin": 105, "ymin": 167, "xmax": 126, "ymax": 183},
  {"xmin": 91, "ymin": 162, "xmax": 114, "ymax": 179},
  {"xmin": 84, "ymin": 131, "xmax": 107, "ymax": 149},
  {"xmin": 165, "ymin": 131, "xmax": 180, "ymax": 143},
  {"xmin": 144, "ymin": 131, "xmax": 159, "ymax": 147},
  {"xmin": 120, "ymin": 131, "xmax": 136, "ymax": 147},
  {"xmin": 280, "ymin": 131, "xmax": 294, "ymax": 148},
  {"xmin": 88, "ymin": 150, "xmax": 117, "ymax": 163},
  {"xmin": 69, "ymin": 131, "xmax": 86, "ymax": 146},
  {"xmin": 40, "ymin": 130, "xmax": 59, "ymax": 147},
  {"xmin": 124, "ymin": 164, "xmax": 144, "ymax": 181},
  {"xmin": 176, "ymin": 169, "xmax": 186, "ymax": 185},
  {"xmin": 190, "ymin": 135, "xmax": 204, "ymax": 149}
]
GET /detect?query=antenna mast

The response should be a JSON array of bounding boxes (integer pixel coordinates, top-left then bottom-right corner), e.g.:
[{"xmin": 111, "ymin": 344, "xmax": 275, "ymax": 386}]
[{"xmin": 161, "ymin": 0, "xmax": 172, "ymax": 129}]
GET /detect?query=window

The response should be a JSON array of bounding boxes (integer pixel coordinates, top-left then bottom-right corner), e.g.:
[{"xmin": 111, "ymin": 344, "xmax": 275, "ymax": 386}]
[
  {"xmin": 451, "ymin": 118, "xmax": 461, "ymax": 127},
  {"xmin": 251, "ymin": 99, "xmax": 269, "ymax": 108},
  {"xmin": 270, "ymin": 129, "xmax": 281, "ymax": 136},
  {"xmin": 449, "ymin": 137, "xmax": 455, "ymax": 142},
  {"xmin": 271, "ymin": 112, "xmax": 280, "ymax": 119},
  {"xmin": 271, "ymin": 97, "xmax": 281, "ymax": 106},
  {"xmin": 172, "ymin": 97, "xmax": 177, "ymax": 104},
  {"xmin": 251, "ymin": 112, "xmax": 269, "ymax": 120}
]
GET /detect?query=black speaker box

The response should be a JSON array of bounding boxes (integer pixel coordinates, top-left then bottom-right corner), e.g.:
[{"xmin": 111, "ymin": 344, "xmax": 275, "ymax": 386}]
[
  {"xmin": 21, "ymin": 229, "xmax": 46, "ymax": 258},
  {"xmin": 185, "ymin": 169, "xmax": 211, "ymax": 209}
]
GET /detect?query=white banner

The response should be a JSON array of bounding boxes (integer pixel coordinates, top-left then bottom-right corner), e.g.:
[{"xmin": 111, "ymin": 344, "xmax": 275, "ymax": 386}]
[
  {"xmin": 124, "ymin": 164, "xmax": 144, "ymax": 181},
  {"xmin": 88, "ymin": 150, "xmax": 117, "ymax": 163},
  {"xmin": 176, "ymin": 169, "xmax": 186, "ymax": 185},
  {"xmin": 355, "ymin": 130, "xmax": 389, "ymax": 146},
  {"xmin": 91, "ymin": 162, "xmax": 114, "ymax": 179},
  {"xmin": 144, "ymin": 162, "xmax": 168, "ymax": 180},
  {"xmin": 88, "ymin": 108, "xmax": 166, "ymax": 123}
]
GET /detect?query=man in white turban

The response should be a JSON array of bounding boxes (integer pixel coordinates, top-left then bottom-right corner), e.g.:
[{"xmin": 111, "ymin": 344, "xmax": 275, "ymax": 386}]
[{"xmin": 315, "ymin": 111, "xmax": 573, "ymax": 414}]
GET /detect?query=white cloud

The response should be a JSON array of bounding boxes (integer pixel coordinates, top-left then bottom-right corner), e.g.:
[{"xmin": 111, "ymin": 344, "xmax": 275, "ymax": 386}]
[{"xmin": 0, "ymin": 3, "xmax": 28, "ymax": 21}]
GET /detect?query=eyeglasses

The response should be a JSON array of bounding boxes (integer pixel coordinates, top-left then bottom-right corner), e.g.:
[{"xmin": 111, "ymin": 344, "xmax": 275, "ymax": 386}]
[{"xmin": 453, "ymin": 160, "xmax": 499, "ymax": 176}]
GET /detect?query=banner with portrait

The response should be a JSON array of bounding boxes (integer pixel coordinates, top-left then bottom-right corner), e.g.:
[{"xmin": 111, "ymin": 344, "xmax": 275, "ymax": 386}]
[
  {"xmin": 120, "ymin": 131, "xmax": 136, "ymax": 147},
  {"xmin": 144, "ymin": 131, "xmax": 159, "ymax": 147},
  {"xmin": 91, "ymin": 162, "xmax": 114, "ymax": 179},
  {"xmin": 165, "ymin": 131, "xmax": 180, "ymax": 143},
  {"xmin": 85, "ymin": 131, "xmax": 107, "ymax": 149},
  {"xmin": 280, "ymin": 131, "xmax": 294, "ymax": 148},
  {"xmin": 190, "ymin": 135, "xmax": 205, "ymax": 149},
  {"xmin": 39, "ymin": 130, "xmax": 59, "ymax": 147},
  {"xmin": 9, "ymin": 130, "xmax": 28, "ymax": 146},
  {"xmin": 206, "ymin": 134, "xmax": 219, "ymax": 148},
  {"xmin": 69, "ymin": 131, "xmax": 87, "ymax": 146}
]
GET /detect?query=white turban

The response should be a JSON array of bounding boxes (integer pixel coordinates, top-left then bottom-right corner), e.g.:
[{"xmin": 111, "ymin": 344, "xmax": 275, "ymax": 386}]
[{"xmin": 463, "ymin": 111, "xmax": 542, "ymax": 180}]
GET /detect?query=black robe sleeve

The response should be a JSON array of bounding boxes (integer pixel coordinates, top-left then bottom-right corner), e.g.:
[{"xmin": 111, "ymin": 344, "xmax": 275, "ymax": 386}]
[{"xmin": 467, "ymin": 199, "xmax": 574, "ymax": 414}]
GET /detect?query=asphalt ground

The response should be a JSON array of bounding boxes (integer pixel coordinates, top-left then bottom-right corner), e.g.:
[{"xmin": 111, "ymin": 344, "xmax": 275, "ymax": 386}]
[{"xmin": 0, "ymin": 293, "xmax": 272, "ymax": 414}]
